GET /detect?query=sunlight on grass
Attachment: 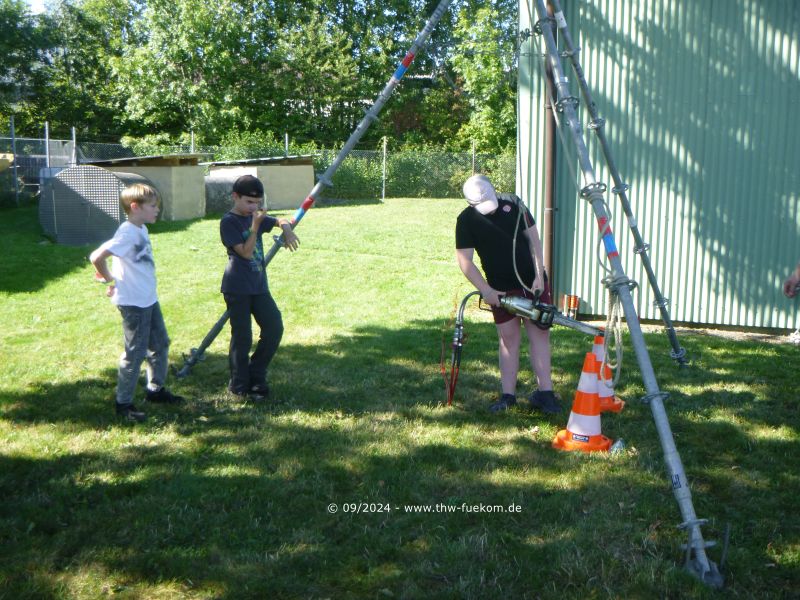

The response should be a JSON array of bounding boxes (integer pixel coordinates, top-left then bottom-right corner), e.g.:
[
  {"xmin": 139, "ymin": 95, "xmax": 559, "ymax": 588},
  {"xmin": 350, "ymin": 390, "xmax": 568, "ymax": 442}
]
[{"xmin": 748, "ymin": 423, "xmax": 798, "ymax": 442}]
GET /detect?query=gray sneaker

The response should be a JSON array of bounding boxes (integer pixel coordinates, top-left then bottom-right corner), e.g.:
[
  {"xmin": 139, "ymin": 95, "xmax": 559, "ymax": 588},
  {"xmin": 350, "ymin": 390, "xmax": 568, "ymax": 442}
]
[{"xmin": 529, "ymin": 390, "xmax": 561, "ymax": 414}]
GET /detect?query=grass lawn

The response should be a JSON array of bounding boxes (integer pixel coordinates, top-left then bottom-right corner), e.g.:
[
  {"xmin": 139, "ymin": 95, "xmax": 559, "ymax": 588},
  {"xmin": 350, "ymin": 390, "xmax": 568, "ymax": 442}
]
[{"xmin": 1, "ymin": 199, "xmax": 798, "ymax": 599}]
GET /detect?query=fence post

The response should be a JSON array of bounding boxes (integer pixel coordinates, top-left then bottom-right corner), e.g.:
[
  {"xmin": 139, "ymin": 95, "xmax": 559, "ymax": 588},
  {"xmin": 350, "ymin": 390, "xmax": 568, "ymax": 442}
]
[
  {"xmin": 284, "ymin": 132, "xmax": 289, "ymax": 157},
  {"xmin": 471, "ymin": 139, "xmax": 476, "ymax": 174},
  {"xmin": 70, "ymin": 127, "xmax": 77, "ymax": 166},
  {"xmin": 382, "ymin": 136, "xmax": 387, "ymax": 202},
  {"xmin": 44, "ymin": 121, "xmax": 51, "ymax": 168},
  {"xmin": 10, "ymin": 115, "xmax": 19, "ymax": 206}
]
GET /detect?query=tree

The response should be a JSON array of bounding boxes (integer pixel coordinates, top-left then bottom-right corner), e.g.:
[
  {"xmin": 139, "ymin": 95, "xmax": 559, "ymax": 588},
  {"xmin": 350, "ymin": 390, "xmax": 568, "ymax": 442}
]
[
  {"xmin": 113, "ymin": 0, "xmax": 252, "ymax": 141},
  {"xmin": 269, "ymin": 10, "xmax": 360, "ymax": 143},
  {"xmin": 0, "ymin": 0, "xmax": 49, "ymax": 133},
  {"xmin": 33, "ymin": 0, "xmax": 134, "ymax": 138},
  {"xmin": 449, "ymin": 3, "xmax": 518, "ymax": 151},
  {"xmin": 2, "ymin": 0, "xmax": 521, "ymax": 151}
]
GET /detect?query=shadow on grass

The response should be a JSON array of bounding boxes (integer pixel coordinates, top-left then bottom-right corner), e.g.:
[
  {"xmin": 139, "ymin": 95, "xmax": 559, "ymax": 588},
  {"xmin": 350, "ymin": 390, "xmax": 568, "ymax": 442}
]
[
  {"xmin": 0, "ymin": 204, "xmax": 92, "ymax": 293},
  {"xmin": 0, "ymin": 396, "xmax": 684, "ymax": 598},
  {"xmin": 2, "ymin": 322, "xmax": 799, "ymax": 596}
]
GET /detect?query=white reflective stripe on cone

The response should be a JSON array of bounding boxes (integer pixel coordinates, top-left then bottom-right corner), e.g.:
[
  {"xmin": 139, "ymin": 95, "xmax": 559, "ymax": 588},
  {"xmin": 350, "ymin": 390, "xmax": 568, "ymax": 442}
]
[
  {"xmin": 577, "ymin": 370, "xmax": 597, "ymax": 393},
  {"xmin": 592, "ymin": 336, "xmax": 604, "ymax": 362},
  {"xmin": 566, "ymin": 412, "xmax": 602, "ymax": 436}
]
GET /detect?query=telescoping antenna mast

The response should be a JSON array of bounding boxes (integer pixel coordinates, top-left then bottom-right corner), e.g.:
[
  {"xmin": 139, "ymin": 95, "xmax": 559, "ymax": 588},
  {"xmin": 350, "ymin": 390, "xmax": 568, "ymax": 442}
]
[
  {"xmin": 548, "ymin": 0, "xmax": 688, "ymax": 367},
  {"xmin": 530, "ymin": 0, "xmax": 723, "ymax": 587},
  {"xmin": 175, "ymin": 0, "xmax": 455, "ymax": 378}
]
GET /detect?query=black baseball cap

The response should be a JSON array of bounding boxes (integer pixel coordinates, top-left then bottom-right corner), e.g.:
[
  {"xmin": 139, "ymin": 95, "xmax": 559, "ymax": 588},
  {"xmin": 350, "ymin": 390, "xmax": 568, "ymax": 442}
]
[{"xmin": 232, "ymin": 175, "xmax": 264, "ymax": 198}]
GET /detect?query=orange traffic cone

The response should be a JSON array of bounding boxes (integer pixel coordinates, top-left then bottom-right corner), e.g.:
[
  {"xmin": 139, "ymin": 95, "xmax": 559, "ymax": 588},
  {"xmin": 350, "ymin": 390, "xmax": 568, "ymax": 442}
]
[
  {"xmin": 592, "ymin": 335, "xmax": 625, "ymax": 413},
  {"xmin": 552, "ymin": 352, "xmax": 612, "ymax": 452}
]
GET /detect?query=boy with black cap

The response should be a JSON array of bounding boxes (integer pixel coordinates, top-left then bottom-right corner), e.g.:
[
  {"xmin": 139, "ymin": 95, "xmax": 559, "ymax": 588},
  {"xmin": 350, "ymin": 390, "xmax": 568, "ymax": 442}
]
[
  {"xmin": 455, "ymin": 174, "xmax": 559, "ymax": 414},
  {"xmin": 220, "ymin": 174, "xmax": 299, "ymax": 400}
]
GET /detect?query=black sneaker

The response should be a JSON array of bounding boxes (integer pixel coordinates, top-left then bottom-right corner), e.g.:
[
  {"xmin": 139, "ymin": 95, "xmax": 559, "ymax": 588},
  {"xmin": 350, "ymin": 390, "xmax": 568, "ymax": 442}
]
[
  {"xmin": 146, "ymin": 387, "xmax": 184, "ymax": 404},
  {"xmin": 489, "ymin": 393, "xmax": 517, "ymax": 413},
  {"xmin": 250, "ymin": 383, "xmax": 270, "ymax": 398},
  {"xmin": 227, "ymin": 385, "xmax": 265, "ymax": 403},
  {"xmin": 529, "ymin": 390, "xmax": 561, "ymax": 414},
  {"xmin": 116, "ymin": 403, "xmax": 146, "ymax": 422}
]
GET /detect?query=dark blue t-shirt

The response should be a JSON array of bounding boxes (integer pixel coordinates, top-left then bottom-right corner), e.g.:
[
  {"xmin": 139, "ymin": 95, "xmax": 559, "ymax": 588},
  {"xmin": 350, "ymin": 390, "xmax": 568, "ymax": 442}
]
[{"xmin": 220, "ymin": 211, "xmax": 277, "ymax": 295}]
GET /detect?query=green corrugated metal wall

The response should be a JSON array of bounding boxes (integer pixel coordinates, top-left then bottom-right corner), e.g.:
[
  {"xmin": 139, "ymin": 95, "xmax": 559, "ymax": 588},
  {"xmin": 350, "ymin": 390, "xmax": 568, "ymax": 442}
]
[{"xmin": 518, "ymin": 0, "xmax": 800, "ymax": 328}]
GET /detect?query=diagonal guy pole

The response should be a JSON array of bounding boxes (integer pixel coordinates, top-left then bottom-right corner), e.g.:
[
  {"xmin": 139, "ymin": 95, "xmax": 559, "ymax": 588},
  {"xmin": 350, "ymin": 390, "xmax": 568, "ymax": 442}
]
[
  {"xmin": 175, "ymin": 0, "xmax": 456, "ymax": 378},
  {"xmin": 531, "ymin": 0, "xmax": 722, "ymax": 588}
]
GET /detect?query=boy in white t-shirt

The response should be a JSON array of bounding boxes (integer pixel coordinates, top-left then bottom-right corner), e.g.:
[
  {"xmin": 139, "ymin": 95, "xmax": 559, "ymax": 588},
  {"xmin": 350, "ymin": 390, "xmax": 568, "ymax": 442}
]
[{"xmin": 90, "ymin": 183, "xmax": 183, "ymax": 422}]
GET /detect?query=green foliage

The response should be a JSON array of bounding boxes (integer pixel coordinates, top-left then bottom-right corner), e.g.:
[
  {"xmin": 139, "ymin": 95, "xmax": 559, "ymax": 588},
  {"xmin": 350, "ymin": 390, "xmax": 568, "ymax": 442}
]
[
  {"xmin": 214, "ymin": 130, "xmax": 284, "ymax": 161},
  {"xmin": 270, "ymin": 10, "xmax": 361, "ymax": 143},
  {"xmin": 114, "ymin": 0, "xmax": 248, "ymax": 139},
  {"xmin": 6, "ymin": 0, "xmax": 520, "ymax": 151},
  {"xmin": 0, "ymin": 0, "xmax": 49, "ymax": 130},
  {"xmin": 118, "ymin": 132, "xmax": 189, "ymax": 157},
  {"xmin": 450, "ymin": 5, "xmax": 518, "ymax": 151}
]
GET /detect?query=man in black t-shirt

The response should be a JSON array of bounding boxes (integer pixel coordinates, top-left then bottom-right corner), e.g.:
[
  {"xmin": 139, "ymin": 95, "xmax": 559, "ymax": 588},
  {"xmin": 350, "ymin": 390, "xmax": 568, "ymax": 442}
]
[{"xmin": 455, "ymin": 175, "xmax": 559, "ymax": 414}]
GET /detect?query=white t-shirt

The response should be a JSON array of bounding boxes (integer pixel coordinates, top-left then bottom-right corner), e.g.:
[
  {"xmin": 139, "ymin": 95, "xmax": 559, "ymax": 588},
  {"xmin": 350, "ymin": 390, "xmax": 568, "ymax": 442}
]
[{"xmin": 99, "ymin": 222, "xmax": 158, "ymax": 307}]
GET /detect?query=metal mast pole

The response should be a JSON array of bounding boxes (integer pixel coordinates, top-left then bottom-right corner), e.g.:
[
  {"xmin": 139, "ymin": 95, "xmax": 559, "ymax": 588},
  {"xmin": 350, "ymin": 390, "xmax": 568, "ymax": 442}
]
[
  {"xmin": 176, "ymin": 0, "xmax": 455, "ymax": 378},
  {"xmin": 531, "ymin": 0, "xmax": 721, "ymax": 587},
  {"xmin": 549, "ymin": 0, "xmax": 687, "ymax": 367}
]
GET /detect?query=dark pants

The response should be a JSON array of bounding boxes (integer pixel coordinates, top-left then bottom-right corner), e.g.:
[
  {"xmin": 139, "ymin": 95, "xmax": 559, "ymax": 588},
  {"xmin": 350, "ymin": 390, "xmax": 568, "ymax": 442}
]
[
  {"xmin": 117, "ymin": 302, "xmax": 170, "ymax": 405},
  {"xmin": 224, "ymin": 292, "xmax": 283, "ymax": 394}
]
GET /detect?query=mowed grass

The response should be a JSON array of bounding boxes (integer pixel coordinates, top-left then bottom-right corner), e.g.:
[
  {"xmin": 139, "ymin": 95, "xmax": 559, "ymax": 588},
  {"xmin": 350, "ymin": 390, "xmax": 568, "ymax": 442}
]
[{"xmin": 1, "ymin": 199, "xmax": 798, "ymax": 599}]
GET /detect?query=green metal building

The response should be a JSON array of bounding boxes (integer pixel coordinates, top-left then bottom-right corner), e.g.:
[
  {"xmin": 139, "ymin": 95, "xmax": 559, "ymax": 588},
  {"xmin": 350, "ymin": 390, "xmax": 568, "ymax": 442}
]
[{"xmin": 518, "ymin": 0, "xmax": 800, "ymax": 328}]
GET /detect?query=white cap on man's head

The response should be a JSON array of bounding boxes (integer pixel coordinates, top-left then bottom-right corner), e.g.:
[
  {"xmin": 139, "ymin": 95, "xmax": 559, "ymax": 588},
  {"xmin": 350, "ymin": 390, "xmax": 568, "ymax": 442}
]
[{"xmin": 463, "ymin": 174, "xmax": 498, "ymax": 215}]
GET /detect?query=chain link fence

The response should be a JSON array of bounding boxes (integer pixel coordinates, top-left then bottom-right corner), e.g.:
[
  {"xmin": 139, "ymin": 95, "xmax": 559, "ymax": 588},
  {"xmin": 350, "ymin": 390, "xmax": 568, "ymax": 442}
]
[
  {"xmin": 1, "ymin": 135, "xmax": 515, "ymax": 207},
  {"xmin": 317, "ymin": 149, "xmax": 515, "ymax": 200}
]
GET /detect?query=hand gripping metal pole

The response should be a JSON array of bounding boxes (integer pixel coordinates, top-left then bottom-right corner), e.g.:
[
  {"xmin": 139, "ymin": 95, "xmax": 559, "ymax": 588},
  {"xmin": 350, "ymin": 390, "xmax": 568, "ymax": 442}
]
[
  {"xmin": 547, "ymin": 0, "xmax": 688, "ymax": 368},
  {"xmin": 532, "ymin": 0, "xmax": 722, "ymax": 587},
  {"xmin": 175, "ymin": 0, "xmax": 456, "ymax": 378}
]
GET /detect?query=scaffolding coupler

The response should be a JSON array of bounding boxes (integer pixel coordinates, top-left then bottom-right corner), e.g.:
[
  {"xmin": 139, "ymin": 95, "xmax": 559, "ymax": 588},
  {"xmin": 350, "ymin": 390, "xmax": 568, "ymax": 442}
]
[
  {"xmin": 580, "ymin": 181, "xmax": 607, "ymax": 199},
  {"xmin": 532, "ymin": 16, "xmax": 555, "ymax": 36},
  {"xmin": 602, "ymin": 273, "xmax": 638, "ymax": 295},
  {"xmin": 555, "ymin": 95, "xmax": 580, "ymax": 113}
]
